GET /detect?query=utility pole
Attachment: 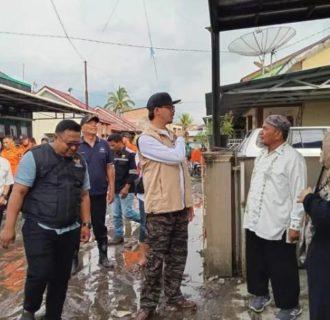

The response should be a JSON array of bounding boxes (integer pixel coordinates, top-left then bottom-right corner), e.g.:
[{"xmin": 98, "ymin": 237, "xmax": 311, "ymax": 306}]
[
  {"xmin": 84, "ymin": 60, "xmax": 89, "ymax": 109},
  {"xmin": 22, "ymin": 63, "xmax": 25, "ymax": 81}
]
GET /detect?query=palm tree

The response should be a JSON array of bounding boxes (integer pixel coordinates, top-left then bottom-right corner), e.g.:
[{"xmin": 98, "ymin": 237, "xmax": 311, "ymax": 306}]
[
  {"xmin": 104, "ymin": 86, "xmax": 135, "ymax": 114},
  {"xmin": 178, "ymin": 113, "xmax": 194, "ymax": 131}
]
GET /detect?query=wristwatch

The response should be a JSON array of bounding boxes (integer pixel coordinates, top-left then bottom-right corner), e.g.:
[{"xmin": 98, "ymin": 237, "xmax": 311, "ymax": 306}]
[{"xmin": 81, "ymin": 222, "xmax": 92, "ymax": 229}]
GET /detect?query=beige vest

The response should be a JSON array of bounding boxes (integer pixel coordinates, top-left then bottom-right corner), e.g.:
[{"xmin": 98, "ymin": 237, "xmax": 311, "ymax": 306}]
[{"xmin": 139, "ymin": 125, "xmax": 193, "ymax": 214}]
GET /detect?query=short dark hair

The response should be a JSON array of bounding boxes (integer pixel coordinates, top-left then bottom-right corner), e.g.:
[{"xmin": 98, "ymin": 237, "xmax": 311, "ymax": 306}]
[
  {"xmin": 107, "ymin": 133, "xmax": 123, "ymax": 143},
  {"xmin": 55, "ymin": 120, "xmax": 81, "ymax": 134},
  {"xmin": 148, "ymin": 110, "xmax": 155, "ymax": 121}
]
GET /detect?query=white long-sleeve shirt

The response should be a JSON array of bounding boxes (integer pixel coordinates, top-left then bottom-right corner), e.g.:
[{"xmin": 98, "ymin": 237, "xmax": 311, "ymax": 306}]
[
  {"xmin": 243, "ymin": 142, "xmax": 307, "ymax": 240},
  {"xmin": 138, "ymin": 132, "xmax": 186, "ymax": 207}
]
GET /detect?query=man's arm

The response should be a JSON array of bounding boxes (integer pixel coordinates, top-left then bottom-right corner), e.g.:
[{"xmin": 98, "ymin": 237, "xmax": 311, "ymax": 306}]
[
  {"xmin": 138, "ymin": 135, "xmax": 186, "ymax": 164},
  {"xmin": 80, "ymin": 190, "xmax": 91, "ymax": 242},
  {"xmin": 119, "ymin": 152, "xmax": 138, "ymax": 199},
  {"xmin": 288, "ymin": 155, "xmax": 307, "ymax": 242},
  {"xmin": 0, "ymin": 183, "xmax": 29, "ymax": 248},
  {"xmin": 107, "ymin": 164, "xmax": 115, "ymax": 203}
]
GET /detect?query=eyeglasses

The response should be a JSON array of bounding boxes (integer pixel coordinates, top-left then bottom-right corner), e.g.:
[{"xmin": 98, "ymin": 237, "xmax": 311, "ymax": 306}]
[
  {"xmin": 160, "ymin": 105, "xmax": 175, "ymax": 110},
  {"xmin": 58, "ymin": 135, "xmax": 81, "ymax": 148}
]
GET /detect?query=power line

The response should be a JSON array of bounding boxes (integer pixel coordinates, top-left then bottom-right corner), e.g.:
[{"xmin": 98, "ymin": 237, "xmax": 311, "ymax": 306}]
[
  {"xmin": 143, "ymin": 0, "xmax": 158, "ymax": 82},
  {"xmin": 0, "ymin": 30, "xmax": 212, "ymax": 53},
  {"xmin": 49, "ymin": 0, "xmax": 85, "ymax": 61}
]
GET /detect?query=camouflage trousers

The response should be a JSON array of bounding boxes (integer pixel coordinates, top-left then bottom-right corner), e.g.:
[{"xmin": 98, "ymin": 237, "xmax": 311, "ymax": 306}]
[{"xmin": 140, "ymin": 209, "xmax": 188, "ymax": 310}]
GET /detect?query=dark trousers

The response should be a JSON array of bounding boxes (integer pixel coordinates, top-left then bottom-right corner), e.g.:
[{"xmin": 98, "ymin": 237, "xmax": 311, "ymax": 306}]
[
  {"xmin": 22, "ymin": 219, "xmax": 80, "ymax": 320},
  {"xmin": 0, "ymin": 205, "xmax": 5, "ymax": 227},
  {"xmin": 246, "ymin": 230, "xmax": 300, "ymax": 309},
  {"xmin": 306, "ymin": 236, "xmax": 330, "ymax": 320},
  {"xmin": 140, "ymin": 210, "xmax": 188, "ymax": 309},
  {"xmin": 90, "ymin": 195, "xmax": 107, "ymax": 243}
]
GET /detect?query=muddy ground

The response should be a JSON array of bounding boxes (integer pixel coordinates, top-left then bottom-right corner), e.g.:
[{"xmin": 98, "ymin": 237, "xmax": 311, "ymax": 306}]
[{"xmin": 0, "ymin": 179, "xmax": 309, "ymax": 319}]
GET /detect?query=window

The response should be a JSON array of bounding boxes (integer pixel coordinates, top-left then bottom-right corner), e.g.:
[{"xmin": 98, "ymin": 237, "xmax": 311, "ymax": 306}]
[{"xmin": 290, "ymin": 129, "xmax": 325, "ymax": 149}]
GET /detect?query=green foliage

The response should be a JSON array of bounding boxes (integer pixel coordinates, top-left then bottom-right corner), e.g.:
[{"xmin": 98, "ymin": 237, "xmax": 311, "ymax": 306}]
[
  {"xmin": 195, "ymin": 130, "xmax": 208, "ymax": 145},
  {"xmin": 220, "ymin": 112, "xmax": 234, "ymax": 137},
  {"xmin": 178, "ymin": 113, "xmax": 194, "ymax": 131},
  {"xmin": 104, "ymin": 86, "xmax": 135, "ymax": 114},
  {"xmin": 206, "ymin": 112, "xmax": 234, "ymax": 137}
]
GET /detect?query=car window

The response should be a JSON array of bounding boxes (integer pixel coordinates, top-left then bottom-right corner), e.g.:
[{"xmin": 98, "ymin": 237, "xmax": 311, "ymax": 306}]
[{"xmin": 290, "ymin": 129, "xmax": 325, "ymax": 149}]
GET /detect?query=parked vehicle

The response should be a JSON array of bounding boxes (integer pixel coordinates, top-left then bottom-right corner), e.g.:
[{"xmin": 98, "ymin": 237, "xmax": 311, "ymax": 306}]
[{"xmin": 237, "ymin": 126, "xmax": 330, "ymax": 157}]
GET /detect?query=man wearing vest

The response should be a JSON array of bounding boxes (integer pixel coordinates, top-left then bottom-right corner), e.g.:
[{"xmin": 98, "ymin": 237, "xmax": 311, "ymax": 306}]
[
  {"xmin": 0, "ymin": 120, "xmax": 91, "ymax": 320},
  {"xmin": 135, "ymin": 92, "xmax": 196, "ymax": 320},
  {"xmin": 107, "ymin": 133, "xmax": 141, "ymax": 244}
]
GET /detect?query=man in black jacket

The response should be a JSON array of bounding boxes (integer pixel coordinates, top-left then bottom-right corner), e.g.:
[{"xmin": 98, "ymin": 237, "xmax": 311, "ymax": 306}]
[
  {"xmin": 107, "ymin": 133, "xmax": 140, "ymax": 244},
  {"xmin": 0, "ymin": 120, "xmax": 91, "ymax": 320}
]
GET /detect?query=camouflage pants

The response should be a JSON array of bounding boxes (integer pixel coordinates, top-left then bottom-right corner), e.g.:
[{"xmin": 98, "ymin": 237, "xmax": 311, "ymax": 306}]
[{"xmin": 140, "ymin": 209, "xmax": 188, "ymax": 310}]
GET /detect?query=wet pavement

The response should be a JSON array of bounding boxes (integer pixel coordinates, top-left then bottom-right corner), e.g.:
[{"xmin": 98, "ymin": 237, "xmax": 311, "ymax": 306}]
[{"xmin": 0, "ymin": 179, "xmax": 309, "ymax": 319}]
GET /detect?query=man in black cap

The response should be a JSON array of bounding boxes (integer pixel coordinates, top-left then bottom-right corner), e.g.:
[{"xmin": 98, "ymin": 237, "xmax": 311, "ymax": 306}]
[
  {"xmin": 244, "ymin": 115, "xmax": 307, "ymax": 320},
  {"xmin": 71, "ymin": 114, "xmax": 115, "ymax": 272},
  {"xmin": 19, "ymin": 134, "xmax": 33, "ymax": 155},
  {"xmin": 135, "ymin": 92, "xmax": 196, "ymax": 320}
]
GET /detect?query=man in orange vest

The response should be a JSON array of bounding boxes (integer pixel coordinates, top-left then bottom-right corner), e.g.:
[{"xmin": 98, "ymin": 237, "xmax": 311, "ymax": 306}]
[{"xmin": 1, "ymin": 136, "xmax": 21, "ymax": 176}]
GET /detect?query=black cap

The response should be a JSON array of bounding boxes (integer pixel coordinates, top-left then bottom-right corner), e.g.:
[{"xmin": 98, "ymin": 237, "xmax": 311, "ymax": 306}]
[
  {"xmin": 19, "ymin": 134, "xmax": 28, "ymax": 141},
  {"xmin": 80, "ymin": 114, "xmax": 99, "ymax": 126},
  {"xmin": 146, "ymin": 92, "xmax": 181, "ymax": 110}
]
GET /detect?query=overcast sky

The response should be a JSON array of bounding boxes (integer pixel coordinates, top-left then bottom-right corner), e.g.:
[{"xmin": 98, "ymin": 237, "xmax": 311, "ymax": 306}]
[{"xmin": 1, "ymin": 1, "xmax": 330, "ymax": 124}]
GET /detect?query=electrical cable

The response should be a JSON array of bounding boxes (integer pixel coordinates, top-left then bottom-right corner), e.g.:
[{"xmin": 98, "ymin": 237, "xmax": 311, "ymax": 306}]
[
  {"xmin": 0, "ymin": 30, "xmax": 212, "ymax": 53},
  {"xmin": 49, "ymin": 0, "xmax": 85, "ymax": 61},
  {"xmin": 143, "ymin": 0, "xmax": 158, "ymax": 81}
]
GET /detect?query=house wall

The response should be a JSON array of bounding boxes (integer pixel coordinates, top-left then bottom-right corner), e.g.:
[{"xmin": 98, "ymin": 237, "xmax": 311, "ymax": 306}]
[
  {"xmin": 301, "ymin": 101, "xmax": 330, "ymax": 125},
  {"xmin": 302, "ymin": 47, "xmax": 330, "ymax": 70},
  {"xmin": 122, "ymin": 108, "xmax": 149, "ymax": 130}
]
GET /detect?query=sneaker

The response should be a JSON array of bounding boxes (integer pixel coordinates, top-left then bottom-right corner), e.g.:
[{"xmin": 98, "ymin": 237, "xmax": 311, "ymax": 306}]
[
  {"xmin": 166, "ymin": 298, "xmax": 197, "ymax": 311},
  {"xmin": 135, "ymin": 308, "xmax": 154, "ymax": 320},
  {"xmin": 248, "ymin": 295, "xmax": 271, "ymax": 313},
  {"xmin": 20, "ymin": 310, "xmax": 35, "ymax": 320},
  {"xmin": 108, "ymin": 237, "xmax": 124, "ymax": 245},
  {"xmin": 276, "ymin": 306, "xmax": 302, "ymax": 320}
]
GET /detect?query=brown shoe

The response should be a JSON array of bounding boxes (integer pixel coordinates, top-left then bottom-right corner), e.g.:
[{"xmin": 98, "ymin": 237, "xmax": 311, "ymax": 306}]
[
  {"xmin": 166, "ymin": 298, "xmax": 197, "ymax": 311},
  {"xmin": 135, "ymin": 308, "xmax": 153, "ymax": 320}
]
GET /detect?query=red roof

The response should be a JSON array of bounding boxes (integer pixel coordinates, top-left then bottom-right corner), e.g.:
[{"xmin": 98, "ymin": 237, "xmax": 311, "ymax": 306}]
[
  {"xmin": 36, "ymin": 86, "xmax": 138, "ymax": 132},
  {"xmin": 95, "ymin": 107, "xmax": 139, "ymax": 132},
  {"xmin": 38, "ymin": 86, "xmax": 89, "ymax": 111}
]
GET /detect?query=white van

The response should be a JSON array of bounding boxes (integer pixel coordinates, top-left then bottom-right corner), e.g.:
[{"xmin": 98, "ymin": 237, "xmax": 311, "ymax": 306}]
[{"xmin": 237, "ymin": 126, "xmax": 330, "ymax": 157}]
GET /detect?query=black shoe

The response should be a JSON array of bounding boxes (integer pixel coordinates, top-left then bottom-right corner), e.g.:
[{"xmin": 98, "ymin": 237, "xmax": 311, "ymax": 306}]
[
  {"xmin": 108, "ymin": 237, "xmax": 124, "ymax": 245},
  {"xmin": 98, "ymin": 254, "xmax": 115, "ymax": 268},
  {"xmin": 20, "ymin": 310, "xmax": 35, "ymax": 320},
  {"xmin": 71, "ymin": 251, "xmax": 80, "ymax": 275}
]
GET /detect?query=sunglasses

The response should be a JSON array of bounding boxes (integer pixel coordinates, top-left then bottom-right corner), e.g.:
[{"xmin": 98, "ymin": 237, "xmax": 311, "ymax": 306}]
[{"xmin": 58, "ymin": 135, "xmax": 81, "ymax": 148}]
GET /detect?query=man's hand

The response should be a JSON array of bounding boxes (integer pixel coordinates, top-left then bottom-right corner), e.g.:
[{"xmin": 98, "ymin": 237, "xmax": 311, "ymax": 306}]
[
  {"xmin": 107, "ymin": 190, "xmax": 114, "ymax": 204},
  {"xmin": 297, "ymin": 187, "xmax": 313, "ymax": 203},
  {"xmin": 175, "ymin": 130, "xmax": 185, "ymax": 138},
  {"xmin": 0, "ymin": 227, "xmax": 16, "ymax": 249},
  {"xmin": 119, "ymin": 185, "xmax": 129, "ymax": 199},
  {"xmin": 288, "ymin": 229, "xmax": 300, "ymax": 243},
  {"xmin": 187, "ymin": 207, "xmax": 195, "ymax": 222},
  {"xmin": 80, "ymin": 226, "xmax": 90, "ymax": 243}
]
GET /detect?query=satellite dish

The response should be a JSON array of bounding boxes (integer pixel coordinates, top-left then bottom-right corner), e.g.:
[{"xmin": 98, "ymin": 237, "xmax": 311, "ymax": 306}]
[{"xmin": 228, "ymin": 26, "xmax": 296, "ymax": 75}]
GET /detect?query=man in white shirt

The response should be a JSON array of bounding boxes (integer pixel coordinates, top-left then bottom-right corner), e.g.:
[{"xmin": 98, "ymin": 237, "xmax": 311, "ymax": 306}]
[
  {"xmin": 135, "ymin": 92, "xmax": 196, "ymax": 320},
  {"xmin": 244, "ymin": 115, "xmax": 307, "ymax": 320},
  {"xmin": 0, "ymin": 155, "xmax": 14, "ymax": 227}
]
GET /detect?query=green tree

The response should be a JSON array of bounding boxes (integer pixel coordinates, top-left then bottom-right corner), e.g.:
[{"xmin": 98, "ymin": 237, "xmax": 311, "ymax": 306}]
[
  {"xmin": 104, "ymin": 86, "xmax": 135, "ymax": 114},
  {"xmin": 178, "ymin": 113, "xmax": 194, "ymax": 131}
]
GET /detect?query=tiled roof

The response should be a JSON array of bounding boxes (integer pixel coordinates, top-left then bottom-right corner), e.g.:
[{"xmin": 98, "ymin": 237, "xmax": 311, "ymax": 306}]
[
  {"xmin": 36, "ymin": 86, "xmax": 138, "ymax": 131},
  {"xmin": 95, "ymin": 107, "xmax": 139, "ymax": 132},
  {"xmin": 38, "ymin": 86, "xmax": 88, "ymax": 110}
]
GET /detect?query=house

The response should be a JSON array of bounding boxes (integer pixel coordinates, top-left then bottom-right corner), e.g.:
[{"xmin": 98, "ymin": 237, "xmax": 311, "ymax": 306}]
[
  {"xmin": 0, "ymin": 72, "xmax": 88, "ymax": 139},
  {"xmin": 34, "ymin": 86, "xmax": 138, "ymax": 143},
  {"xmin": 205, "ymin": 35, "xmax": 330, "ymax": 134}
]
